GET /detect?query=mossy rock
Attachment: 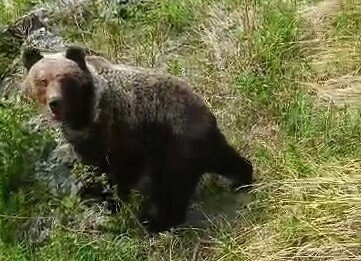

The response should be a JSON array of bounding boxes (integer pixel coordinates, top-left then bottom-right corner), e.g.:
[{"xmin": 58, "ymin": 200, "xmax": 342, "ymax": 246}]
[{"xmin": 0, "ymin": 30, "xmax": 22, "ymax": 81}]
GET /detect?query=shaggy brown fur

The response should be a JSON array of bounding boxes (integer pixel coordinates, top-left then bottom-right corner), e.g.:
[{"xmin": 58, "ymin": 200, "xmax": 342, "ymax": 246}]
[{"xmin": 21, "ymin": 45, "xmax": 254, "ymax": 233}]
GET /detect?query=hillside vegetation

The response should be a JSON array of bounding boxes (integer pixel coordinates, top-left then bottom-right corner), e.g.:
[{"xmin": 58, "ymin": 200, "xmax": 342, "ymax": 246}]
[{"xmin": 0, "ymin": 0, "xmax": 360, "ymax": 260}]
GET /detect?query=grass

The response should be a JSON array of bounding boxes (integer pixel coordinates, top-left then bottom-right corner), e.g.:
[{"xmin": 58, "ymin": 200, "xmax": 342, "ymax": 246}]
[{"xmin": 0, "ymin": 0, "xmax": 360, "ymax": 260}]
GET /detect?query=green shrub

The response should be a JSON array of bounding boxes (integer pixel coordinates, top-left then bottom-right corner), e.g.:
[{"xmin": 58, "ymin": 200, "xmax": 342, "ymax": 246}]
[{"xmin": 0, "ymin": 101, "xmax": 54, "ymax": 243}]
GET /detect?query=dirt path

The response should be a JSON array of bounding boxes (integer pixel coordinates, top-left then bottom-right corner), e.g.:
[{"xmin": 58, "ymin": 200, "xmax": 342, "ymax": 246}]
[{"xmin": 300, "ymin": 0, "xmax": 361, "ymax": 109}]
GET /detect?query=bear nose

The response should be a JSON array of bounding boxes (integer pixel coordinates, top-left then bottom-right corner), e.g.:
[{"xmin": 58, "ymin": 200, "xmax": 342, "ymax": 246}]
[{"xmin": 48, "ymin": 98, "xmax": 60, "ymax": 113}]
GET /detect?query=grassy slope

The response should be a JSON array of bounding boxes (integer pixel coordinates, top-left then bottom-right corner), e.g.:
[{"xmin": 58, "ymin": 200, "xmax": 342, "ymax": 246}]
[{"xmin": 0, "ymin": 0, "xmax": 360, "ymax": 260}]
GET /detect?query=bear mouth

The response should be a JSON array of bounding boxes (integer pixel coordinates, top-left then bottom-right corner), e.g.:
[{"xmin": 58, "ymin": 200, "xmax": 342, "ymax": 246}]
[
  {"xmin": 53, "ymin": 114, "xmax": 61, "ymax": 121},
  {"xmin": 50, "ymin": 109, "xmax": 63, "ymax": 121}
]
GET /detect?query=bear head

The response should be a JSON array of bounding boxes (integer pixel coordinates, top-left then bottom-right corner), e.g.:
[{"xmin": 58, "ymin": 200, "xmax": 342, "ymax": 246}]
[{"xmin": 22, "ymin": 45, "xmax": 96, "ymax": 130}]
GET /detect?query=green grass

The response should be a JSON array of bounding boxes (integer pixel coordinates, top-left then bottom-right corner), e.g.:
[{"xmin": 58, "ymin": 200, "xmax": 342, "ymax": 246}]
[
  {"xmin": 0, "ymin": 0, "xmax": 360, "ymax": 260},
  {"xmin": 0, "ymin": 100, "xmax": 54, "ymax": 245}
]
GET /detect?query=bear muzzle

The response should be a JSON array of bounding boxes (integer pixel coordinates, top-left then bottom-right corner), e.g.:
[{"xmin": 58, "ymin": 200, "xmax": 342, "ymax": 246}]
[{"xmin": 47, "ymin": 96, "xmax": 62, "ymax": 120}]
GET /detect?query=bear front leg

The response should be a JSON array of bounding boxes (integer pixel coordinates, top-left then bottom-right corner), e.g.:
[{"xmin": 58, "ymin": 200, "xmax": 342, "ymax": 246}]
[{"xmin": 108, "ymin": 157, "xmax": 145, "ymax": 211}]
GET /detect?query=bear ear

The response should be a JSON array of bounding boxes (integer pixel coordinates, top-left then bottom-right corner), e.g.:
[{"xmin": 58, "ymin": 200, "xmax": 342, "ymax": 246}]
[
  {"xmin": 22, "ymin": 47, "xmax": 44, "ymax": 72},
  {"xmin": 65, "ymin": 45, "xmax": 88, "ymax": 71}
]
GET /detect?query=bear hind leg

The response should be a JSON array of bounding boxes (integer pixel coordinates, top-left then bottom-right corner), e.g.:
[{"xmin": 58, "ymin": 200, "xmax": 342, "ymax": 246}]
[
  {"xmin": 139, "ymin": 143, "xmax": 201, "ymax": 233},
  {"xmin": 140, "ymin": 172, "xmax": 199, "ymax": 233}
]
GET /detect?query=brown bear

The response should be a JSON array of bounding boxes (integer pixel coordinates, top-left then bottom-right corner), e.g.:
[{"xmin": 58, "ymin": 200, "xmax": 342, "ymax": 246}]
[{"xmin": 21, "ymin": 44, "xmax": 254, "ymax": 233}]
